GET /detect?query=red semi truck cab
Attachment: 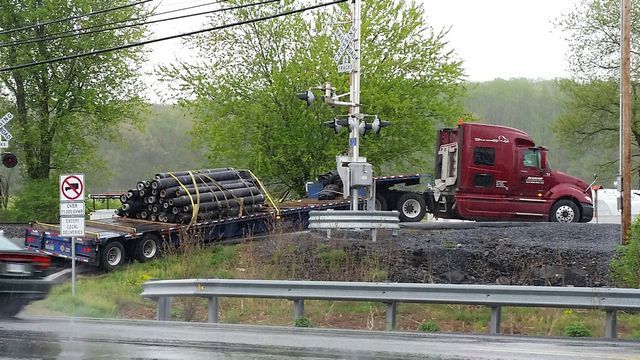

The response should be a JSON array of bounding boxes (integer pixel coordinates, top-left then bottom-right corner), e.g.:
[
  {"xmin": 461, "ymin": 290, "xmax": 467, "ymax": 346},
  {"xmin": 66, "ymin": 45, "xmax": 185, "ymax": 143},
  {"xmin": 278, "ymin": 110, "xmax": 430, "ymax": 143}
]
[{"xmin": 430, "ymin": 122, "xmax": 593, "ymax": 222}]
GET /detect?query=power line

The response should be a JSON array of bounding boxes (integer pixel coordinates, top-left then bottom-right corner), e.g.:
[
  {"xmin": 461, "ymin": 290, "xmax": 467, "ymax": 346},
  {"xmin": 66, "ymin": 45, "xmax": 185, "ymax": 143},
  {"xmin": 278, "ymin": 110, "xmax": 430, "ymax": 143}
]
[
  {"xmin": 0, "ymin": 0, "xmax": 154, "ymax": 36},
  {"xmin": 0, "ymin": 0, "xmax": 271, "ymax": 49},
  {"xmin": 0, "ymin": 0, "xmax": 347, "ymax": 72},
  {"xmin": 0, "ymin": 0, "xmax": 230, "ymax": 48}
]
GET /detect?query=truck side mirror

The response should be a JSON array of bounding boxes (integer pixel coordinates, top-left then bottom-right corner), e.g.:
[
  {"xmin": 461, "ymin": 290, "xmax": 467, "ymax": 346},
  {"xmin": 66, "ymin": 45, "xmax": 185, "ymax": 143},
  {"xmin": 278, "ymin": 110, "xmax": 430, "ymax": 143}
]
[{"xmin": 539, "ymin": 149, "xmax": 548, "ymax": 171}]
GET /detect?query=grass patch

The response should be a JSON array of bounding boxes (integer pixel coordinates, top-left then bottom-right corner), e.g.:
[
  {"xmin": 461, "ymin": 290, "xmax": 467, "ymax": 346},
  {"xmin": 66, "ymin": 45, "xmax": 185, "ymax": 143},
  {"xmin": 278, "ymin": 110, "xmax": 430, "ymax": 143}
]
[{"xmin": 39, "ymin": 240, "xmax": 238, "ymax": 319}]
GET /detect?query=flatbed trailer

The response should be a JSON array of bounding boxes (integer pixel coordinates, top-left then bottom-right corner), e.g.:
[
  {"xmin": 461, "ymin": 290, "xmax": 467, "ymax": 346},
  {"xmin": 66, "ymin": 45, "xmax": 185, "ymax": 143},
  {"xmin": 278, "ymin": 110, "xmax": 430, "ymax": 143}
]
[
  {"xmin": 25, "ymin": 174, "xmax": 428, "ymax": 271},
  {"xmin": 25, "ymin": 199, "xmax": 351, "ymax": 270}
]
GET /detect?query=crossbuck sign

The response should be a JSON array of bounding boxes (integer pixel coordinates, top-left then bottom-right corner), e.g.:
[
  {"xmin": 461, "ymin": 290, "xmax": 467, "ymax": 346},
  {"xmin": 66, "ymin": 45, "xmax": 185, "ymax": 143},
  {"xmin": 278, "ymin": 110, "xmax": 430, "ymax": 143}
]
[
  {"xmin": 0, "ymin": 112, "xmax": 13, "ymax": 149},
  {"xmin": 333, "ymin": 27, "xmax": 356, "ymax": 73}
]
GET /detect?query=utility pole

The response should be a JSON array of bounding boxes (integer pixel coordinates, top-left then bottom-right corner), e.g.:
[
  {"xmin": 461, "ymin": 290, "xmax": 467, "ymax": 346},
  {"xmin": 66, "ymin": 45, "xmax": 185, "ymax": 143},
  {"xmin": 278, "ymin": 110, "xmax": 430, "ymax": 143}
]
[
  {"xmin": 348, "ymin": 0, "xmax": 362, "ymax": 211},
  {"xmin": 620, "ymin": 0, "xmax": 632, "ymax": 244}
]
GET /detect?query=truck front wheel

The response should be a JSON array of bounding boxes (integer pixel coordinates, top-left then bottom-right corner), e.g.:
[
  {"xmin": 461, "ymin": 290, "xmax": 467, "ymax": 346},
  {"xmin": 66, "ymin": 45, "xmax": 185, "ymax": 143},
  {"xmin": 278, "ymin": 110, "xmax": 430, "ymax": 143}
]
[
  {"xmin": 550, "ymin": 200, "xmax": 580, "ymax": 223},
  {"xmin": 101, "ymin": 241, "xmax": 126, "ymax": 271},
  {"xmin": 134, "ymin": 234, "xmax": 162, "ymax": 263},
  {"xmin": 397, "ymin": 193, "xmax": 426, "ymax": 222}
]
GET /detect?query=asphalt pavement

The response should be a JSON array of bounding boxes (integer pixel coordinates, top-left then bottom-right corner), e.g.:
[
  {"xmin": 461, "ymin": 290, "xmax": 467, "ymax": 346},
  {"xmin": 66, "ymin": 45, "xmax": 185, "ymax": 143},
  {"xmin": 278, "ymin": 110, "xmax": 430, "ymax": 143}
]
[{"xmin": 0, "ymin": 316, "xmax": 639, "ymax": 360}]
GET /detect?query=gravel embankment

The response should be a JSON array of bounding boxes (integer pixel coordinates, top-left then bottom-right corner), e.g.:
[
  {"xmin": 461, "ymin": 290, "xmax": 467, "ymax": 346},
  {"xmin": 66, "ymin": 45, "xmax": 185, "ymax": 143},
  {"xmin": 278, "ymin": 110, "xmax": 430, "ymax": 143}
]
[
  {"xmin": 0, "ymin": 223, "xmax": 29, "ymax": 240},
  {"xmin": 253, "ymin": 223, "xmax": 621, "ymax": 287},
  {"xmin": 1, "ymin": 222, "xmax": 622, "ymax": 286}
]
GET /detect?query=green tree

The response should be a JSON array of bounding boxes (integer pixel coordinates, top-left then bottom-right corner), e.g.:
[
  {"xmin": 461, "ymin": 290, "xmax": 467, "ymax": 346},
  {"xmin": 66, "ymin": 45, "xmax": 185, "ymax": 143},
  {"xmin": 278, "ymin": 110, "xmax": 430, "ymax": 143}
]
[
  {"xmin": 161, "ymin": 0, "xmax": 467, "ymax": 195},
  {"xmin": 554, "ymin": 0, "xmax": 640, "ymax": 186},
  {"xmin": 0, "ymin": 0, "xmax": 149, "ymax": 182}
]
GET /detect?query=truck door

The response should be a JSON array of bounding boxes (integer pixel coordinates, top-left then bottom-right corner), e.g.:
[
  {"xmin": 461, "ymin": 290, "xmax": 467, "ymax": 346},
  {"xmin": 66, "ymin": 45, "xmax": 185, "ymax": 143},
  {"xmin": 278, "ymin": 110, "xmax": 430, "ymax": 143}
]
[
  {"xmin": 454, "ymin": 145, "xmax": 513, "ymax": 220},
  {"xmin": 512, "ymin": 148, "xmax": 551, "ymax": 217}
]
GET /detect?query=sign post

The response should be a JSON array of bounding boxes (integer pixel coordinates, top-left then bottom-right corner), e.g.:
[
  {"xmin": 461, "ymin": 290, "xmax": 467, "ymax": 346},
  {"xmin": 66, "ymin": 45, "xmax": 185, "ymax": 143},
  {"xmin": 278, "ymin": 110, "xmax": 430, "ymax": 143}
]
[{"xmin": 60, "ymin": 174, "xmax": 85, "ymax": 296}]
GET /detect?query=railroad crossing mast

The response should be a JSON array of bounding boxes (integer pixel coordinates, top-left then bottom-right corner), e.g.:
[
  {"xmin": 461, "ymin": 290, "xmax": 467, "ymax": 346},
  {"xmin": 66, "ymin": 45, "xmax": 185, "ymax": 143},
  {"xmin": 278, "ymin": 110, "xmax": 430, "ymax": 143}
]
[{"xmin": 298, "ymin": 0, "xmax": 388, "ymax": 211}]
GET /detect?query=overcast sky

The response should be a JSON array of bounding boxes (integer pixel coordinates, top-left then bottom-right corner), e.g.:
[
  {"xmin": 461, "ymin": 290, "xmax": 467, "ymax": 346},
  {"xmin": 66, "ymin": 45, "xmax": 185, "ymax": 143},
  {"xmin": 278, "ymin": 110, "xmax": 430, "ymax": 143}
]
[
  {"xmin": 144, "ymin": 0, "xmax": 581, "ymax": 101},
  {"xmin": 418, "ymin": 0, "xmax": 580, "ymax": 81}
]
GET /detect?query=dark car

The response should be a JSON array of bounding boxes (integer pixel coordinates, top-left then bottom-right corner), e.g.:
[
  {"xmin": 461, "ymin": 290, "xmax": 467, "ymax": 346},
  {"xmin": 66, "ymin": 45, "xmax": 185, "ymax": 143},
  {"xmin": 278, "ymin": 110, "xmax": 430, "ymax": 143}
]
[{"xmin": 0, "ymin": 232, "xmax": 52, "ymax": 317}]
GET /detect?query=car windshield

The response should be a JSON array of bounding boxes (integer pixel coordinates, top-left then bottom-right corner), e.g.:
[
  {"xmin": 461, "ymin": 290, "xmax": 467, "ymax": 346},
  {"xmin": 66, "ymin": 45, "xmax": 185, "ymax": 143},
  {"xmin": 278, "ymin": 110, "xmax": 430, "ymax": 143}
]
[{"xmin": 0, "ymin": 232, "xmax": 22, "ymax": 251}]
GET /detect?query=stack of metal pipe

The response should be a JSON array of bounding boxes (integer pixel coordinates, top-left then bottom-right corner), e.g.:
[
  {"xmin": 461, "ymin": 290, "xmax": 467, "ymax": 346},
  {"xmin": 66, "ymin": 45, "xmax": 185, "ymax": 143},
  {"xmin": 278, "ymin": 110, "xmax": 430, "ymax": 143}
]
[{"xmin": 116, "ymin": 168, "xmax": 265, "ymax": 223}]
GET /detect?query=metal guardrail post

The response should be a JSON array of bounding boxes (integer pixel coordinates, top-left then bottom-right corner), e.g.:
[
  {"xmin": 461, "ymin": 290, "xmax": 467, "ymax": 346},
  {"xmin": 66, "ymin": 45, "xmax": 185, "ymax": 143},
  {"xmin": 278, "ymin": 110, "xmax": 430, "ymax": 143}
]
[
  {"xmin": 157, "ymin": 296, "xmax": 171, "ymax": 321},
  {"xmin": 605, "ymin": 310, "xmax": 617, "ymax": 339},
  {"xmin": 208, "ymin": 296, "xmax": 219, "ymax": 323},
  {"xmin": 489, "ymin": 306, "xmax": 501, "ymax": 335},
  {"xmin": 385, "ymin": 302, "xmax": 396, "ymax": 331},
  {"xmin": 294, "ymin": 299, "xmax": 304, "ymax": 320}
]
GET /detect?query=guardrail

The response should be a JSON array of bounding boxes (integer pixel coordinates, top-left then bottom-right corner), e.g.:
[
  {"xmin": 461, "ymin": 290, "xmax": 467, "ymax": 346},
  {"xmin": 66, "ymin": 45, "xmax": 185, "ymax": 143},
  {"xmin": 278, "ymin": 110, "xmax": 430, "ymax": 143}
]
[
  {"xmin": 308, "ymin": 210, "xmax": 399, "ymax": 241},
  {"xmin": 140, "ymin": 279, "xmax": 640, "ymax": 339}
]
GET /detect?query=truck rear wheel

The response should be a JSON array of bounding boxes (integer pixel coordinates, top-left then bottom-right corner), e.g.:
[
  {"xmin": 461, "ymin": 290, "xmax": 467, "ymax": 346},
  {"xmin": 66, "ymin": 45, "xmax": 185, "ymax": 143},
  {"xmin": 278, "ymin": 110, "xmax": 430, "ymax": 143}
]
[
  {"xmin": 550, "ymin": 200, "xmax": 580, "ymax": 223},
  {"xmin": 397, "ymin": 193, "xmax": 426, "ymax": 222},
  {"xmin": 134, "ymin": 234, "xmax": 161, "ymax": 263},
  {"xmin": 375, "ymin": 194, "xmax": 388, "ymax": 211},
  {"xmin": 101, "ymin": 241, "xmax": 126, "ymax": 271}
]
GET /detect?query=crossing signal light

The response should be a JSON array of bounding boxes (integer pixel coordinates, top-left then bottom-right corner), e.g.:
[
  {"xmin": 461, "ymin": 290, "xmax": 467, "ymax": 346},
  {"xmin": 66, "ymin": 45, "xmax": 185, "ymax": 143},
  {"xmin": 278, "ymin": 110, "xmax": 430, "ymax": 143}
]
[
  {"xmin": 296, "ymin": 90, "xmax": 315, "ymax": 106},
  {"xmin": 323, "ymin": 118, "xmax": 349, "ymax": 134},
  {"xmin": 370, "ymin": 116, "xmax": 390, "ymax": 134},
  {"xmin": 1, "ymin": 152, "xmax": 17, "ymax": 168}
]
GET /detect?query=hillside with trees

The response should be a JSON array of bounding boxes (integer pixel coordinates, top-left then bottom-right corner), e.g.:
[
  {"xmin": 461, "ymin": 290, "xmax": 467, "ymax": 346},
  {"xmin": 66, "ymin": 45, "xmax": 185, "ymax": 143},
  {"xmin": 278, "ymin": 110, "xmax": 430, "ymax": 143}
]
[
  {"xmin": 464, "ymin": 78, "xmax": 605, "ymax": 185},
  {"xmin": 86, "ymin": 105, "xmax": 208, "ymax": 193}
]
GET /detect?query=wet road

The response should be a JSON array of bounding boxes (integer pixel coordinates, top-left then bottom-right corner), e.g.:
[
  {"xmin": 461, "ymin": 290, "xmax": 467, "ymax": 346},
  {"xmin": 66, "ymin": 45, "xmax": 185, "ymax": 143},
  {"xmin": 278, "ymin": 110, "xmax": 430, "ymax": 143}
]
[{"xmin": 1, "ymin": 316, "xmax": 639, "ymax": 359}]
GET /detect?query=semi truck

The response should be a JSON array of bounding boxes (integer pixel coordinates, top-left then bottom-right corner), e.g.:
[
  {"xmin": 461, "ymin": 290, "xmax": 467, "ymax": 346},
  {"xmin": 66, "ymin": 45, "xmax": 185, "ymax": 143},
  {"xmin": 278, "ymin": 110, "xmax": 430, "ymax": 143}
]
[
  {"xmin": 424, "ymin": 122, "xmax": 593, "ymax": 223},
  {"xmin": 23, "ymin": 122, "xmax": 593, "ymax": 270}
]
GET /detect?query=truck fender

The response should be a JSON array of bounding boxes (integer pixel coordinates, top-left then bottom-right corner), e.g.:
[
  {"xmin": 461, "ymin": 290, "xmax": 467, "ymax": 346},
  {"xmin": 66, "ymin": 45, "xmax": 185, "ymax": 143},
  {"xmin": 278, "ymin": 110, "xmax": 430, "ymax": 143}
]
[{"xmin": 546, "ymin": 184, "xmax": 591, "ymax": 205}]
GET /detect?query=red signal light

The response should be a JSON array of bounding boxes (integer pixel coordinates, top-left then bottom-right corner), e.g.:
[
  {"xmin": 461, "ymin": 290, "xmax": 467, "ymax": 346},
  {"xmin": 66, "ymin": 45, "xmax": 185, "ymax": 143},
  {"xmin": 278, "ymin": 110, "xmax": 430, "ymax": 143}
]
[{"xmin": 2, "ymin": 152, "xmax": 17, "ymax": 168}]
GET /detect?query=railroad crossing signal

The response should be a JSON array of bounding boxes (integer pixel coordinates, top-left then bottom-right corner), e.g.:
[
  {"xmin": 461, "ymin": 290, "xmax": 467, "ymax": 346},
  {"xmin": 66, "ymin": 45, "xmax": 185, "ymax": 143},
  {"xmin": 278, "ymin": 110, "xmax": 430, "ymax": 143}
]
[
  {"xmin": 0, "ymin": 112, "xmax": 13, "ymax": 149},
  {"xmin": 1, "ymin": 152, "xmax": 17, "ymax": 168}
]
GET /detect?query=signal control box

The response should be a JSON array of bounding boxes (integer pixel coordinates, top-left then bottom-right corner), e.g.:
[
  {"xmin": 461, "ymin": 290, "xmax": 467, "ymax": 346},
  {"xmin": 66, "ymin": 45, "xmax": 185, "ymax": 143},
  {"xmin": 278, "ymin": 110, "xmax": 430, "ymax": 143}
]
[{"xmin": 349, "ymin": 162, "xmax": 373, "ymax": 187}]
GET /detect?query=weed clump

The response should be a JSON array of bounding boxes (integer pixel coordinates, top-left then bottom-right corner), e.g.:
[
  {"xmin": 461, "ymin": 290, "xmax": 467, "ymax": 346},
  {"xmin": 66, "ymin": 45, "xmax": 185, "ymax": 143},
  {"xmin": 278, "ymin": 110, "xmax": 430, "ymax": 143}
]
[
  {"xmin": 564, "ymin": 322, "xmax": 591, "ymax": 337},
  {"xmin": 610, "ymin": 216, "xmax": 640, "ymax": 287},
  {"xmin": 419, "ymin": 321, "xmax": 440, "ymax": 332},
  {"xmin": 294, "ymin": 317, "xmax": 312, "ymax": 328}
]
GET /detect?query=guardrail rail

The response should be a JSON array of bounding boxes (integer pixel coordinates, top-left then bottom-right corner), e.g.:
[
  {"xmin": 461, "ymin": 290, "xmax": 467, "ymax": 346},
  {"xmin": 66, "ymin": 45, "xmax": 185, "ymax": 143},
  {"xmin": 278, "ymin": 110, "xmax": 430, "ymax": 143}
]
[
  {"xmin": 308, "ymin": 210, "xmax": 400, "ymax": 241},
  {"xmin": 141, "ymin": 279, "xmax": 640, "ymax": 339}
]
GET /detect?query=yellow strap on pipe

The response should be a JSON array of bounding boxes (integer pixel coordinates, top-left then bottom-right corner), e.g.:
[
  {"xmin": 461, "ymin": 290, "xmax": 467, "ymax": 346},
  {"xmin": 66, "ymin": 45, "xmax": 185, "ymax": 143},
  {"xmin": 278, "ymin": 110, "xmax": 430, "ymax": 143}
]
[
  {"xmin": 187, "ymin": 171, "xmax": 200, "ymax": 227},
  {"xmin": 243, "ymin": 169, "xmax": 279, "ymax": 218},
  {"xmin": 168, "ymin": 172, "xmax": 197, "ymax": 228}
]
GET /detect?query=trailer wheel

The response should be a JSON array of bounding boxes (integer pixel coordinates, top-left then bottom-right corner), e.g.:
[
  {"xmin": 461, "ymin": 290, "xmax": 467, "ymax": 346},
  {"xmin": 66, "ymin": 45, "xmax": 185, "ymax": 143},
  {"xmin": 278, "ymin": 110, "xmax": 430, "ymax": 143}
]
[
  {"xmin": 550, "ymin": 199, "xmax": 580, "ymax": 223},
  {"xmin": 397, "ymin": 193, "xmax": 426, "ymax": 222},
  {"xmin": 375, "ymin": 194, "xmax": 388, "ymax": 211},
  {"xmin": 101, "ymin": 241, "xmax": 126, "ymax": 271},
  {"xmin": 134, "ymin": 234, "xmax": 161, "ymax": 263}
]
